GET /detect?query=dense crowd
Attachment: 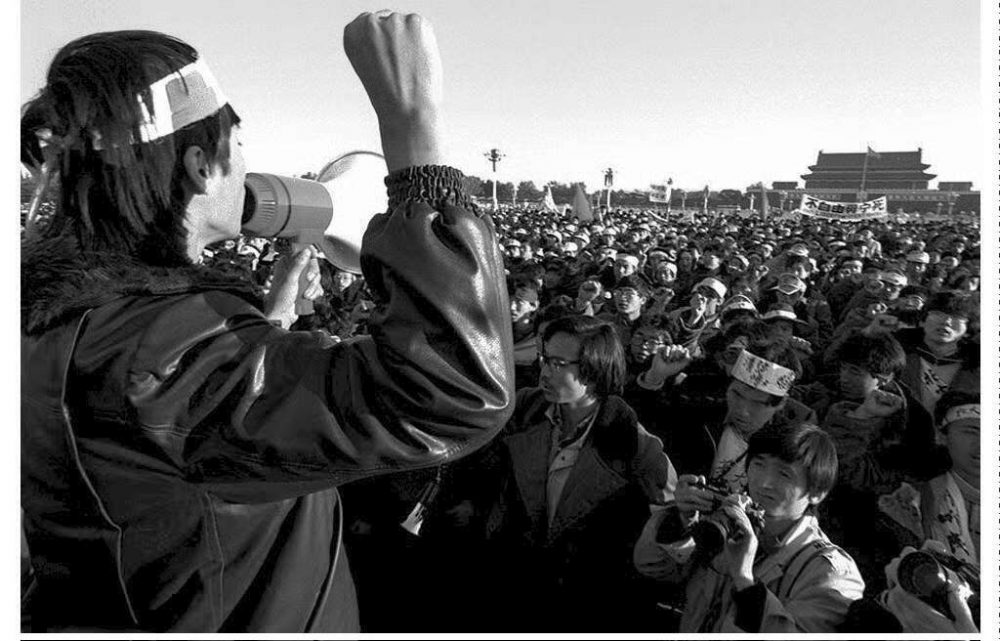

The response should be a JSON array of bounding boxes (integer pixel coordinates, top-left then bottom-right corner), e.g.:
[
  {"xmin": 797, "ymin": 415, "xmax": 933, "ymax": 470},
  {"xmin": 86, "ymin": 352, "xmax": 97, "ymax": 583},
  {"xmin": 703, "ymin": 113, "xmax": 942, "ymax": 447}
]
[
  {"xmin": 20, "ymin": 13, "xmax": 982, "ymax": 635},
  {"xmin": 198, "ymin": 204, "xmax": 981, "ymax": 633}
]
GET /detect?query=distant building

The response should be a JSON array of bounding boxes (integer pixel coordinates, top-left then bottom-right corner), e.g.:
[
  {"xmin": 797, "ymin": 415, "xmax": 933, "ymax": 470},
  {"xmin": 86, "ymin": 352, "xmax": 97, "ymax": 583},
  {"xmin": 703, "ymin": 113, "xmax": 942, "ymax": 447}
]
[
  {"xmin": 756, "ymin": 149, "xmax": 980, "ymax": 214},
  {"xmin": 802, "ymin": 149, "xmax": 935, "ymax": 190}
]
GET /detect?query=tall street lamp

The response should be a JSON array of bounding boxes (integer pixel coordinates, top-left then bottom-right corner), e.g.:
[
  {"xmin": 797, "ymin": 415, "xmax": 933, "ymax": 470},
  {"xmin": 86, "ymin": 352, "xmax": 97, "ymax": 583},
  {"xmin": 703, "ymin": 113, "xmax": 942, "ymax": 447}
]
[{"xmin": 484, "ymin": 148, "xmax": 504, "ymax": 210}]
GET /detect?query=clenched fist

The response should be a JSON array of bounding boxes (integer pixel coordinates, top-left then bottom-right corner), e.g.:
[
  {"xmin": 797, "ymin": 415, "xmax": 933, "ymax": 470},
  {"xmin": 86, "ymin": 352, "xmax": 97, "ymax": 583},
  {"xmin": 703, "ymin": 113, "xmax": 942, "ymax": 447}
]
[{"xmin": 344, "ymin": 12, "xmax": 447, "ymax": 171}]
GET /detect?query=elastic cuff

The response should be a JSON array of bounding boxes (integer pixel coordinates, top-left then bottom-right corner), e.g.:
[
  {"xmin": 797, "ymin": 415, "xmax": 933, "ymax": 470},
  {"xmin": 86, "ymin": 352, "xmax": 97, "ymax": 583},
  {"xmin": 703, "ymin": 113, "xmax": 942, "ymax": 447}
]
[
  {"xmin": 732, "ymin": 581, "xmax": 767, "ymax": 632},
  {"xmin": 385, "ymin": 165, "xmax": 472, "ymax": 211}
]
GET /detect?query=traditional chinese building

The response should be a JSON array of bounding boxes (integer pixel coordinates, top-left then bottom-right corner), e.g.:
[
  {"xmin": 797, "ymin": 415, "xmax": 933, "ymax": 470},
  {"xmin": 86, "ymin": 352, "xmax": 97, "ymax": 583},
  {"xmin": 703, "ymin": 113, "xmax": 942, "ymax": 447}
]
[{"xmin": 754, "ymin": 149, "xmax": 979, "ymax": 214}]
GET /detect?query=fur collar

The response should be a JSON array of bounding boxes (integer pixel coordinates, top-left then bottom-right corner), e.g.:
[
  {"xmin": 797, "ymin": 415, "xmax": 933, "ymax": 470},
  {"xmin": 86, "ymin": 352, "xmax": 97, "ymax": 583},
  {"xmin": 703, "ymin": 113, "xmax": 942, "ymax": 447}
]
[{"xmin": 22, "ymin": 233, "xmax": 262, "ymax": 337}]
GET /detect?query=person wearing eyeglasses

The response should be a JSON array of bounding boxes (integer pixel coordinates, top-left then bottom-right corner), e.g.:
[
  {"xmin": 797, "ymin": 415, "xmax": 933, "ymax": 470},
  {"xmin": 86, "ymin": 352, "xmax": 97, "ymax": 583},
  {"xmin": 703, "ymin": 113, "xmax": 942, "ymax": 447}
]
[{"xmin": 480, "ymin": 314, "xmax": 677, "ymax": 631}]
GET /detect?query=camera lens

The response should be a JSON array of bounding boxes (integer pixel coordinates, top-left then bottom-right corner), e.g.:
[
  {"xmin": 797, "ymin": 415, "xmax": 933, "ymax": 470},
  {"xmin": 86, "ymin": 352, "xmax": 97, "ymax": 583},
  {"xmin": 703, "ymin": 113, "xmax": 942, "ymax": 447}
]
[
  {"xmin": 691, "ymin": 519, "xmax": 727, "ymax": 561},
  {"xmin": 897, "ymin": 552, "xmax": 949, "ymax": 598}
]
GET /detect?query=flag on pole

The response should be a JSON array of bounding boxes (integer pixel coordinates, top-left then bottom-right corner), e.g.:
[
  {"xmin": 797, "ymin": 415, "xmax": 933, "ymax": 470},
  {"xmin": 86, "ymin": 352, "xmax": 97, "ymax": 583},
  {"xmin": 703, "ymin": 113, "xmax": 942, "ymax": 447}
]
[
  {"xmin": 866, "ymin": 146, "xmax": 881, "ymax": 159},
  {"xmin": 538, "ymin": 185, "xmax": 560, "ymax": 213},
  {"xmin": 648, "ymin": 178, "xmax": 672, "ymax": 203},
  {"xmin": 572, "ymin": 184, "xmax": 594, "ymax": 222}
]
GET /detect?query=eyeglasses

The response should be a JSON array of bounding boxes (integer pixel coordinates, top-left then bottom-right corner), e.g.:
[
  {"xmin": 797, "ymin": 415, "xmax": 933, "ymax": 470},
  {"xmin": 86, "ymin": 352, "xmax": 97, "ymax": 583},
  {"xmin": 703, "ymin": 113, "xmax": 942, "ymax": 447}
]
[{"xmin": 538, "ymin": 353, "xmax": 580, "ymax": 370}]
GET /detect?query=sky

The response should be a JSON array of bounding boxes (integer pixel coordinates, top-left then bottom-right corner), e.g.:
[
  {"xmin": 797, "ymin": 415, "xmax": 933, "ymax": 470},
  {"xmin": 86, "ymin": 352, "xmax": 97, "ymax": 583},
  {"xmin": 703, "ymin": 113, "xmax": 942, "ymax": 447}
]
[{"xmin": 20, "ymin": 0, "xmax": 984, "ymax": 192}]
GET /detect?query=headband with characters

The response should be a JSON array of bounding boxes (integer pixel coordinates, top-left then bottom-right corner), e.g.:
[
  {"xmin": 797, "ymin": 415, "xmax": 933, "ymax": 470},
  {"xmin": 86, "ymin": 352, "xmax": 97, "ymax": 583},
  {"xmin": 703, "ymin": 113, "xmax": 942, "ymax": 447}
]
[
  {"xmin": 136, "ymin": 58, "xmax": 229, "ymax": 143},
  {"xmin": 942, "ymin": 404, "xmax": 980, "ymax": 428},
  {"xmin": 731, "ymin": 349, "xmax": 796, "ymax": 397}
]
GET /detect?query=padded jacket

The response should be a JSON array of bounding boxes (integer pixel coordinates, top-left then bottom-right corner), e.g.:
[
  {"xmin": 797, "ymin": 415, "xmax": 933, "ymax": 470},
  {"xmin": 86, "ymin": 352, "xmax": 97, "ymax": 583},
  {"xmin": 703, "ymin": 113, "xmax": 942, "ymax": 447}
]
[{"xmin": 20, "ymin": 166, "xmax": 514, "ymax": 632}]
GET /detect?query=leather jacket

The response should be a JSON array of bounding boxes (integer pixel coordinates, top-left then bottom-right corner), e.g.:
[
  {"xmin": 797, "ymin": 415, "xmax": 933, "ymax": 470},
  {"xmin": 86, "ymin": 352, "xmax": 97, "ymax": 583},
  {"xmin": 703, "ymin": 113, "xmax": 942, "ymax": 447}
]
[{"xmin": 20, "ymin": 165, "xmax": 514, "ymax": 632}]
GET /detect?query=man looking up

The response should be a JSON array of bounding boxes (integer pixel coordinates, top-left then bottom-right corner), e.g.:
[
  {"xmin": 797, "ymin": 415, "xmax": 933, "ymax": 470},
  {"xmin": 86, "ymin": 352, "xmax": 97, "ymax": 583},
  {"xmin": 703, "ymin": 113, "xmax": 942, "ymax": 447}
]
[{"xmin": 20, "ymin": 13, "xmax": 514, "ymax": 633}]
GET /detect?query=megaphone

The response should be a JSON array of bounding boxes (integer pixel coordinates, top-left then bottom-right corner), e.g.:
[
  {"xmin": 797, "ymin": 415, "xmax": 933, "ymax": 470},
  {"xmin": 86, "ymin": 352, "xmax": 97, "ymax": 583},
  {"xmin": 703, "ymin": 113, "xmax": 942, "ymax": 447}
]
[{"xmin": 241, "ymin": 150, "xmax": 386, "ymax": 275}]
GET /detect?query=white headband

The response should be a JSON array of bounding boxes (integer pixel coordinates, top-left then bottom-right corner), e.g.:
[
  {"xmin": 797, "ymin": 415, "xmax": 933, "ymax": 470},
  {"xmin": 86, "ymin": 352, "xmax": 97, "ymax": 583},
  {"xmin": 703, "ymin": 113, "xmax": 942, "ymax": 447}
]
[
  {"xmin": 138, "ymin": 58, "xmax": 229, "ymax": 143},
  {"xmin": 732, "ymin": 349, "xmax": 796, "ymax": 397},
  {"xmin": 942, "ymin": 404, "xmax": 980, "ymax": 427}
]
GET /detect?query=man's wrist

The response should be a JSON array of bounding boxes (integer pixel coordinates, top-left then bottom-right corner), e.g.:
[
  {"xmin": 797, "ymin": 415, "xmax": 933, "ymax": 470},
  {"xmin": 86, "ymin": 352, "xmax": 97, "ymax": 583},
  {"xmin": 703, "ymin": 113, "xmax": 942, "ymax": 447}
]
[{"xmin": 378, "ymin": 110, "xmax": 447, "ymax": 172}]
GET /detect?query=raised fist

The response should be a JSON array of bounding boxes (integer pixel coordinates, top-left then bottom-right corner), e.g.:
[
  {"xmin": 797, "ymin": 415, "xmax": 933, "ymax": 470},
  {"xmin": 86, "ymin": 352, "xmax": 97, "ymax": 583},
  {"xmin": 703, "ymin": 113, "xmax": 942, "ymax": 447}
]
[{"xmin": 344, "ymin": 12, "xmax": 443, "ymax": 124}]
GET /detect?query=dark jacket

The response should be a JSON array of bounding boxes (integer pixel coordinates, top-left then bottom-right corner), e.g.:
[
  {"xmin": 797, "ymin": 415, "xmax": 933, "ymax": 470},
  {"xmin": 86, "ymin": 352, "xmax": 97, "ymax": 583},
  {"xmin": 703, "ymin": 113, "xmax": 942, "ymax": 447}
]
[
  {"xmin": 20, "ymin": 166, "xmax": 514, "ymax": 633},
  {"xmin": 483, "ymin": 388, "xmax": 675, "ymax": 631},
  {"xmin": 894, "ymin": 327, "xmax": 980, "ymax": 411}
]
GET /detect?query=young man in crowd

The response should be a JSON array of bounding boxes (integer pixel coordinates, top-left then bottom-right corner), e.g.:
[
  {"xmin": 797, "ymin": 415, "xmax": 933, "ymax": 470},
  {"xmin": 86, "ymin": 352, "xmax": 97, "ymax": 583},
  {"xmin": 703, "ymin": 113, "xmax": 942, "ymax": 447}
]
[
  {"xmin": 20, "ymin": 14, "xmax": 514, "ymax": 632},
  {"xmin": 633, "ymin": 422, "xmax": 864, "ymax": 633},
  {"xmin": 895, "ymin": 291, "xmax": 979, "ymax": 415},
  {"xmin": 634, "ymin": 339, "xmax": 814, "ymax": 491},
  {"xmin": 479, "ymin": 316, "xmax": 677, "ymax": 631}
]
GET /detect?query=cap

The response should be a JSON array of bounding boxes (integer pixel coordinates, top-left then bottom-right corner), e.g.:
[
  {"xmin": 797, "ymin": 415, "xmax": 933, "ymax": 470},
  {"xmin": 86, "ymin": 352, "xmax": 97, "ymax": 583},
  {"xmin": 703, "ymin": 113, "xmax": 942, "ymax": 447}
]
[
  {"xmin": 788, "ymin": 243, "xmax": 809, "ymax": 257},
  {"xmin": 770, "ymin": 273, "xmax": 807, "ymax": 295},
  {"xmin": 761, "ymin": 304, "xmax": 806, "ymax": 324},
  {"xmin": 721, "ymin": 294, "xmax": 758, "ymax": 315},
  {"xmin": 879, "ymin": 270, "xmax": 908, "ymax": 287},
  {"xmin": 906, "ymin": 250, "xmax": 930, "ymax": 264},
  {"xmin": 694, "ymin": 277, "xmax": 727, "ymax": 300}
]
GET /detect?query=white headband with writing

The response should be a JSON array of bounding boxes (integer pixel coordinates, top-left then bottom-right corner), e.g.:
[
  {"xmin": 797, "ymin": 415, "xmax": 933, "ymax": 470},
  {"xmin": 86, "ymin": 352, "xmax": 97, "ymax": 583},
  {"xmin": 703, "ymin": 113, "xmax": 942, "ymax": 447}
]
[
  {"xmin": 942, "ymin": 404, "xmax": 980, "ymax": 427},
  {"xmin": 732, "ymin": 349, "xmax": 796, "ymax": 397},
  {"xmin": 137, "ymin": 58, "xmax": 229, "ymax": 143}
]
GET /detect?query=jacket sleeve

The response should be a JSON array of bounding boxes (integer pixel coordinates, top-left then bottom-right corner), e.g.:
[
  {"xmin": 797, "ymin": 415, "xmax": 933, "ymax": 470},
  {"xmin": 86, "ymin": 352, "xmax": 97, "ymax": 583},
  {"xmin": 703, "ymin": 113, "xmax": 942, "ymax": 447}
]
[
  {"xmin": 742, "ymin": 550, "xmax": 865, "ymax": 633},
  {"xmin": 128, "ymin": 165, "xmax": 515, "ymax": 501},
  {"xmin": 632, "ymin": 505, "xmax": 696, "ymax": 582},
  {"xmin": 632, "ymin": 423, "xmax": 677, "ymax": 506}
]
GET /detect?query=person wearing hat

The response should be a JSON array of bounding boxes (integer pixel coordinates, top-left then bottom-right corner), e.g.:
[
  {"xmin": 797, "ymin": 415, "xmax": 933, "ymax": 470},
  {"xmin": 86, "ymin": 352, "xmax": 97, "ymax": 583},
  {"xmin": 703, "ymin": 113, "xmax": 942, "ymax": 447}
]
[
  {"xmin": 839, "ymin": 269, "xmax": 908, "ymax": 324},
  {"xmin": 599, "ymin": 251, "xmax": 640, "ymax": 290},
  {"xmin": 761, "ymin": 272, "xmax": 831, "ymax": 348},
  {"xmin": 894, "ymin": 292, "xmax": 979, "ymax": 415},
  {"xmin": 904, "ymin": 250, "xmax": 930, "ymax": 284},
  {"xmin": 659, "ymin": 277, "xmax": 726, "ymax": 357}
]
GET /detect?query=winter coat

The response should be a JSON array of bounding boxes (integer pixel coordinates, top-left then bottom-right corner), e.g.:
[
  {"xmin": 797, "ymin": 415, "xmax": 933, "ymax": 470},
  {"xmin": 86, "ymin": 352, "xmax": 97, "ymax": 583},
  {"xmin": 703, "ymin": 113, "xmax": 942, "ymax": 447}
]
[
  {"xmin": 20, "ymin": 166, "xmax": 514, "ymax": 632},
  {"xmin": 634, "ymin": 509, "xmax": 864, "ymax": 633},
  {"xmin": 483, "ymin": 388, "xmax": 676, "ymax": 631}
]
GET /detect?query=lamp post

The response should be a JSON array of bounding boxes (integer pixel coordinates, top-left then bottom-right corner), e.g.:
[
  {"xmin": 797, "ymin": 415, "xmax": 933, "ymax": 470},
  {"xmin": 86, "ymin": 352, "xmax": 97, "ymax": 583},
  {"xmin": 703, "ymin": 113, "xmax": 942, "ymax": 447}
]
[
  {"xmin": 484, "ymin": 148, "xmax": 504, "ymax": 210},
  {"xmin": 604, "ymin": 167, "xmax": 614, "ymax": 209},
  {"xmin": 946, "ymin": 191, "xmax": 958, "ymax": 216}
]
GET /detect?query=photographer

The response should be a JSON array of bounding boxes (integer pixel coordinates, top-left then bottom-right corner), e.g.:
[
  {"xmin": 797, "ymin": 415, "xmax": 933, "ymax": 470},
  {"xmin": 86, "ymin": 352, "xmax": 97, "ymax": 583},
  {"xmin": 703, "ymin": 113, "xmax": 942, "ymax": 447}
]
[
  {"xmin": 633, "ymin": 422, "xmax": 864, "ymax": 633},
  {"xmin": 21, "ymin": 12, "xmax": 513, "ymax": 633}
]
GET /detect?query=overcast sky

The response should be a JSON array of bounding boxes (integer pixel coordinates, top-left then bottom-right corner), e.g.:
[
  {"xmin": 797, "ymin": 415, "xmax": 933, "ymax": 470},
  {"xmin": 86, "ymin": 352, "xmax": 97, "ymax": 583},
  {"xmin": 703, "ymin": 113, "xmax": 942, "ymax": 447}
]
[{"xmin": 21, "ymin": 0, "xmax": 983, "ymax": 192}]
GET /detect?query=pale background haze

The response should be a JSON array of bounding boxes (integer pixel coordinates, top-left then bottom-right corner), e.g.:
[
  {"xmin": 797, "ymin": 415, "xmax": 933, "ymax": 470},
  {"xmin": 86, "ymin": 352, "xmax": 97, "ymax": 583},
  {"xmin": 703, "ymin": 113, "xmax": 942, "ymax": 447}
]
[{"xmin": 21, "ymin": 0, "xmax": 982, "ymax": 192}]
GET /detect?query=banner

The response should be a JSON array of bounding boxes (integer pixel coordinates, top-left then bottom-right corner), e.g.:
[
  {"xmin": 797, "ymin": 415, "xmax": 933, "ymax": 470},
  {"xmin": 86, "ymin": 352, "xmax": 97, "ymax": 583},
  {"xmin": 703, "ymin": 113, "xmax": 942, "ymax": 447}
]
[
  {"xmin": 798, "ymin": 194, "xmax": 888, "ymax": 220},
  {"xmin": 648, "ymin": 179, "xmax": 672, "ymax": 203}
]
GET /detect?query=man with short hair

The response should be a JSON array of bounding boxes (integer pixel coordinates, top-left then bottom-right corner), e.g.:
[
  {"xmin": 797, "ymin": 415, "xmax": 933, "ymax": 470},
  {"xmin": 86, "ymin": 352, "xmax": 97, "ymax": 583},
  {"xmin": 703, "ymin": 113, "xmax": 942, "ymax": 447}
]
[
  {"xmin": 633, "ymin": 421, "xmax": 864, "ymax": 633},
  {"xmin": 895, "ymin": 292, "xmax": 979, "ymax": 415}
]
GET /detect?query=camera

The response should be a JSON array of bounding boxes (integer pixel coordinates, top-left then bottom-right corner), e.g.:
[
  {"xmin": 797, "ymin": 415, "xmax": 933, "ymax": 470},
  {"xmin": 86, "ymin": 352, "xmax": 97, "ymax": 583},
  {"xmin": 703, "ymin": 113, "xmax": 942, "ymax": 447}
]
[
  {"xmin": 897, "ymin": 550, "xmax": 980, "ymax": 625},
  {"xmin": 689, "ymin": 483, "xmax": 766, "ymax": 562}
]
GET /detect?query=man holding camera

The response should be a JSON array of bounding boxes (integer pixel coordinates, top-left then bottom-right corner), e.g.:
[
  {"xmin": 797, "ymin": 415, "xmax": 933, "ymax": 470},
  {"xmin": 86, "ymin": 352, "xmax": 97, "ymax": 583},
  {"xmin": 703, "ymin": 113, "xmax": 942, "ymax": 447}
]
[
  {"xmin": 633, "ymin": 422, "xmax": 864, "ymax": 633},
  {"xmin": 21, "ymin": 12, "xmax": 513, "ymax": 633}
]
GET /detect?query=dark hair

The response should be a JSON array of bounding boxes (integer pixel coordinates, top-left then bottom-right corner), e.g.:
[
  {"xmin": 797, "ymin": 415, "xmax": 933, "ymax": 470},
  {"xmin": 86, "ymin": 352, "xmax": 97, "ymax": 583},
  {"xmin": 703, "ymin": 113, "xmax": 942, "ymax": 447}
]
[
  {"xmin": 784, "ymin": 254, "xmax": 810, "ymax": 270},
  {"xmin": 833, "ymin": 331, "xmax": 906, "ymax": 378},
  {"xmin": 532, "ymin": 298, "xmax": 575, "ymax": 332},
  {"xmin": 613, "ymin": 275, "xmax": 651, "ymax": 299},
  {"xmin": 542, "ymin": 315, "xmax": 626, "ymax": 397},
  {"xmin": 22, "ymin": 30, "xmax": 240, "ymax": 265},
  {"xmin": 924, "ymin": 291, "xmax": 975, "ymax": 322},
  {"xmin": 934, "ymin": 390, "xmax": 980, "ymax": 428},
  {"xmin": 747, "ymin": 422, "xmax": 838, "ymax": 498}
]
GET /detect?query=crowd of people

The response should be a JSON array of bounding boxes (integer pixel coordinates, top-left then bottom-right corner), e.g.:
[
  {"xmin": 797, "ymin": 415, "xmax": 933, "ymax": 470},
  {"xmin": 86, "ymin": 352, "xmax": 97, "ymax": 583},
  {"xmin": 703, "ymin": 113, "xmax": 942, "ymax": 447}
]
[
  {"xmin": 208, "ymin": 203, "xmax": 981, "ymax": 633},
  {"xmin": 19, "ymin": 11, "xmax": 982, "ymax": 635}
]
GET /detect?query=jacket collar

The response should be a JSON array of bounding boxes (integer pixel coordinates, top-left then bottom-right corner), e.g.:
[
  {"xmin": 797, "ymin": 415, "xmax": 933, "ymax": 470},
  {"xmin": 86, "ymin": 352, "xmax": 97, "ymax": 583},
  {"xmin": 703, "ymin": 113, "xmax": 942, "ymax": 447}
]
[{"xmin": 22, "ymin": 233, "xmax": 261, "ymax": 337}]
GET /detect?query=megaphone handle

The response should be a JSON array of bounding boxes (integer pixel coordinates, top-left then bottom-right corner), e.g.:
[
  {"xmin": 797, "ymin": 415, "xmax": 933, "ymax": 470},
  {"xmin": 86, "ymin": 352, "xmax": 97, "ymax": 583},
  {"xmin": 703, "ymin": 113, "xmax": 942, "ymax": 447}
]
[{"xmin": 291, "ymin": 240, "xmax": 315, "ymax": 317}]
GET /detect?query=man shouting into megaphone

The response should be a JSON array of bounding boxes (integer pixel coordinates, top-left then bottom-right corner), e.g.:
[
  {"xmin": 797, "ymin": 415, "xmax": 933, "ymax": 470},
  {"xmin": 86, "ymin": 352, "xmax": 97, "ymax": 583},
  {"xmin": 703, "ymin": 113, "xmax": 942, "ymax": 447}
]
[{"xmin": 20, "ymin": 12, "xmax": 514, "ymax": 633}]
